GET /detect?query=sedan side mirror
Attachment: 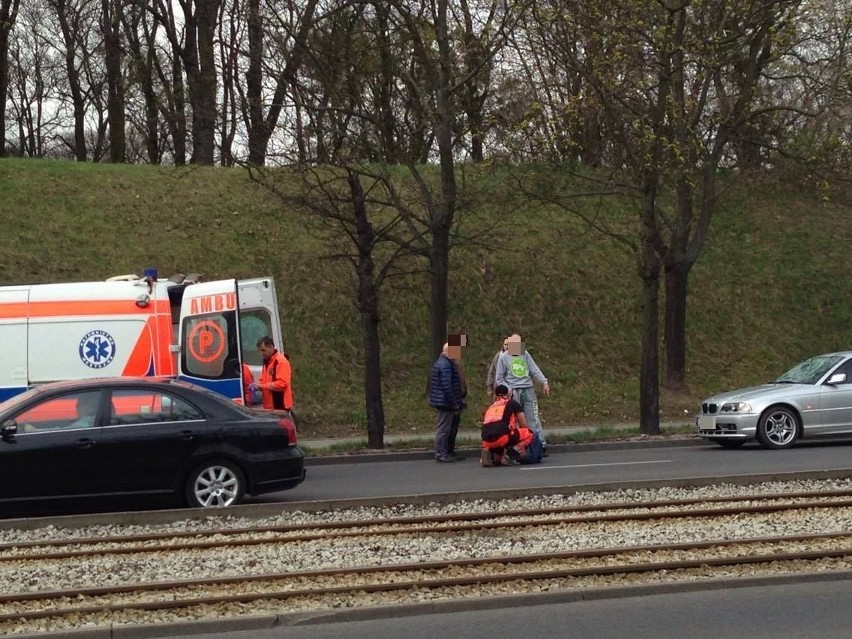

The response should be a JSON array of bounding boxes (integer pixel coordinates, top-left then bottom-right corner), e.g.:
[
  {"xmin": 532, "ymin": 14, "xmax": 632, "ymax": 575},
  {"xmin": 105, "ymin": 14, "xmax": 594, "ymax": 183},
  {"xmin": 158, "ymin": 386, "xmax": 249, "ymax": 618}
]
[
  {"xmin": 1, "ymin": 420, "xmax": 17, "ymax": 438},
  {"xmin": 827, "ymin": 373, "xmax": 847, "ymax": 385}
]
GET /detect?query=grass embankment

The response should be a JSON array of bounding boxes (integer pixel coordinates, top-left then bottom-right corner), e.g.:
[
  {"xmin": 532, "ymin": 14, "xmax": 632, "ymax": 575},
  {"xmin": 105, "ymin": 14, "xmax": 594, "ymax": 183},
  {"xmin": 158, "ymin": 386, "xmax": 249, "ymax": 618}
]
[{"xmin": 1, "ymin": 158, "xmax": 850, "ymax": 441}]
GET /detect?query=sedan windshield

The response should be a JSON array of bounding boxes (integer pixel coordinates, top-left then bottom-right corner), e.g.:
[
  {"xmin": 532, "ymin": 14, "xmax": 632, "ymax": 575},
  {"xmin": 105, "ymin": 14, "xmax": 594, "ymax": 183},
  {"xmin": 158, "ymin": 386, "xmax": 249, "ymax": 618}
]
[{"xmin": 775, "ymin": 355, "xmax": 845, "ymax": 385}]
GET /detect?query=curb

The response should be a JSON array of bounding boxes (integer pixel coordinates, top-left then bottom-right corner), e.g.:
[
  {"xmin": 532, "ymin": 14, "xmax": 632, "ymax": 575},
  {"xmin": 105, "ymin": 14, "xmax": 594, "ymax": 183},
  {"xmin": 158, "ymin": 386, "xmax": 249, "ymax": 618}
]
[
  {"xmin": 17, "ymin": 569, "xmax": 852, "ymax": 638},
  {"xmin": 304, "ymin": 436, "xmax": 705, "ymax": 465},
  {"xmin": 5, "ymin": 467, "xmax": 851, "ymax": 532}
]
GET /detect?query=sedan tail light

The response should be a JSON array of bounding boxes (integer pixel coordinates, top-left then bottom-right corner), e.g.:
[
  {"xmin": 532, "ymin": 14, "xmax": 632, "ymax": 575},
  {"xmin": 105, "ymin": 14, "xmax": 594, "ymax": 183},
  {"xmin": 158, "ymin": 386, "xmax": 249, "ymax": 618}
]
[{"xmin": 278, "ymin": 417, "xmax": 298, "ymax": 447}]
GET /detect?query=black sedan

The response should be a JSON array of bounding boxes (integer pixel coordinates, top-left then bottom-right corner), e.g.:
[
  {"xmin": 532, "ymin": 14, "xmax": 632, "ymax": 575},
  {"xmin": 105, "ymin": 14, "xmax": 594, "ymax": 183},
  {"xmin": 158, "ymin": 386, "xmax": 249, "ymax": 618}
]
[{"xmin": 0, "ymin": 377, "xmax": 305, "ymax": 510}]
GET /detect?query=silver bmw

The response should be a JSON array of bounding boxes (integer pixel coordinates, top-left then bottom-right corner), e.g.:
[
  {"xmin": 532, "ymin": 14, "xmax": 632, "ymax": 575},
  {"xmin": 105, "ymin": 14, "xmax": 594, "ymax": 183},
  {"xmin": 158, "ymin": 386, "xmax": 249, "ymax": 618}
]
[{"xmin": 696, "ymin": 351, "xmax": 852, "ymax": 449}]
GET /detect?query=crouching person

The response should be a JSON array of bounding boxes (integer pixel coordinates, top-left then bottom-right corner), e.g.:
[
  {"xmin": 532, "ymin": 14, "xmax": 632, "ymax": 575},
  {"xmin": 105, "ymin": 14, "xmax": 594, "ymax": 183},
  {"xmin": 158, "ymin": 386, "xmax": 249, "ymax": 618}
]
[{"xmin": 480, "ymin": 385, "xmax": 543, "ymax": 466}]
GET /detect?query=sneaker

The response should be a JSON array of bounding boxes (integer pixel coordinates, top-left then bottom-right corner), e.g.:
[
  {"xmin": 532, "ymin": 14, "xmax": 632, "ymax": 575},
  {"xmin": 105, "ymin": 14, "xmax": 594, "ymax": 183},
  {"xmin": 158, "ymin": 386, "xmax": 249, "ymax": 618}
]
[
  {"xmin": 542, "ymin": 445, "xmax": 549, "ymax": 458},
  {"xmin": 501, "ymin": 455, "xmax": 518, "ymax": 466},
  {"xmin": 436, "ymin": 455, "xmax": 458, "ymax": 463},
  {"xmin": 480, "ymin": 449, "xmax": 493, "ymax": 467}
]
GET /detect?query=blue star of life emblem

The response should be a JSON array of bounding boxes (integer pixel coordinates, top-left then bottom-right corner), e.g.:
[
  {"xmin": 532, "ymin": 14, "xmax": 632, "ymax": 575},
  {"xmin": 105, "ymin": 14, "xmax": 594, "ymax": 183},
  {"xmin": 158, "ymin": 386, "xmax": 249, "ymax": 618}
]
[{"xmin": 79, "ymin": 330, "xmax": 117, "ymax": 369}]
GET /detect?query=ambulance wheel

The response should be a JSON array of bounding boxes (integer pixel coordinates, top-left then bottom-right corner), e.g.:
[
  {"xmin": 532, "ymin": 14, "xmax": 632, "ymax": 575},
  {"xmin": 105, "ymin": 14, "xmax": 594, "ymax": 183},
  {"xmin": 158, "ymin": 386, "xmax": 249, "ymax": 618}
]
[{"xmin": 185, "ymin": 460, "xmax": 245, "ymax": 508}]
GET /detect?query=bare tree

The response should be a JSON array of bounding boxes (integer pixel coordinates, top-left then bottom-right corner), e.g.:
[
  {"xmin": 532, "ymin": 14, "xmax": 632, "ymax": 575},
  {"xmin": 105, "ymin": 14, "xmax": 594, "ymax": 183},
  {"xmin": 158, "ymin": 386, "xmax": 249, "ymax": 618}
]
[
  {"xmin": 249, "ymin": 163, "xmax": 422, "ymax": 448},
  {"xmin": 49, "ymin": 0, "xmax": 97, "ymax": 160},
  {"xmin": 7, "ymin": 0, "xmax": 63, "ymax": 157},
  {"xmin": 517, "ymin": 0, "xmax": 832, "ymax": 432},
  {"xmin": 217, "ymin": 0, "xmax": 239, "ymax": 166},
  {"xmin": 453, "ymin": 0, "xmax": 500, "ymax": 162},
  {"xmin": 0, "ymin": 0, "xmax": 20, "ymax": 155},
  {"xmin": 100, "ymin": 0, "xmax": 124, "ymax": 162},
  {"xmin": 149, "ymin": 0, "xmax": 222, "ymax": 164},
  {"xmin": 241, "ymin": 0, "xmax": 319, "ymax": 165},
  {"xmin": 122, "ymin": 0, "xmax": 161, "ymax": 163},
  {"xmin": 383, "ymin": 0, "xmax": 524, "ymax": 361}
]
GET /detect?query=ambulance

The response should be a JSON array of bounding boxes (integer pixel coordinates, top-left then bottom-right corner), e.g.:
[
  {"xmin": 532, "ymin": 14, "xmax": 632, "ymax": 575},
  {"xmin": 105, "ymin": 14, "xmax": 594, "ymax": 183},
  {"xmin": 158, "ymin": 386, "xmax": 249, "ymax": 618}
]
[{"xmin": 0, "ymin": 269, "xmax": 283, "ymax": 403}]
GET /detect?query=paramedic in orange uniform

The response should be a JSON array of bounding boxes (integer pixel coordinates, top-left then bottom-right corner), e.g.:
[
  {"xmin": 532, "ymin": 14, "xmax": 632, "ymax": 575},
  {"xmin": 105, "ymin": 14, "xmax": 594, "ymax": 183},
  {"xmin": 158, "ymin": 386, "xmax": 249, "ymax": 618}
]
[
  {"xmin": 241, "ymin": 363, "xmax": 256, "ymax": 405},
  {"xmin": 256, "ymin": 336, "xmax": 293, "ymax": 411},
  {"xmin": 480, "ymin": 384, "xmax": 534, "ymax": 465}
]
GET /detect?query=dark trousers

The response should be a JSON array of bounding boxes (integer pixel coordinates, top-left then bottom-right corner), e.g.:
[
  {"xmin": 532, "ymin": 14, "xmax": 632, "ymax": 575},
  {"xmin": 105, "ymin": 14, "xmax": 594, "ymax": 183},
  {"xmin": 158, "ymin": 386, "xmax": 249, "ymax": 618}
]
[
  {"xmin": 448, "ymin": 411, "xmax": 461, "ymax": 456},
  {"xmin": 434, "ymin": 409, "xmax": 455, "ymax": 458}
]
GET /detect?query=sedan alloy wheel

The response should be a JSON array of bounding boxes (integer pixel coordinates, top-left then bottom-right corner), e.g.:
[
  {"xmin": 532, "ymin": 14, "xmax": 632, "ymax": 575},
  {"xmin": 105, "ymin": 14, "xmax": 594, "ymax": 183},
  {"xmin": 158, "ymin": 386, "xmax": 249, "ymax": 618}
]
[
  {"xmin": 756, "ymin": 406, "xmax": 799, "ymax": 449},
  {"xmin": 186, "ymin": 461, "xmax": 245, "ymax": 508}
]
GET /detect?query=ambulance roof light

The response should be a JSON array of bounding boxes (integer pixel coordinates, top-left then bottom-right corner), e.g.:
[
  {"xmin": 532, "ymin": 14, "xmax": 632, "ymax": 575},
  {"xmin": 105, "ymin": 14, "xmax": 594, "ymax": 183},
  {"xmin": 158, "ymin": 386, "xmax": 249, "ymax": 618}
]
[{"xmin": 144, "ymin": 268, "xmax": 158, "ymax": 281}]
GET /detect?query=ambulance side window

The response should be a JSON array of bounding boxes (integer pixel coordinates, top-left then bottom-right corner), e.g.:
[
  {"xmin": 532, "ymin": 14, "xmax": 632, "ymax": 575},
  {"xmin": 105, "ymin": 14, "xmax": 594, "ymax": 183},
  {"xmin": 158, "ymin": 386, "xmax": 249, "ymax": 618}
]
[
  {"xmin": 180, "ymin": 312, "xmax": 239, "ymax": 380},
  {"xmin": 240, "ymin": 310, "xmax": 273, "ymax": 367}
]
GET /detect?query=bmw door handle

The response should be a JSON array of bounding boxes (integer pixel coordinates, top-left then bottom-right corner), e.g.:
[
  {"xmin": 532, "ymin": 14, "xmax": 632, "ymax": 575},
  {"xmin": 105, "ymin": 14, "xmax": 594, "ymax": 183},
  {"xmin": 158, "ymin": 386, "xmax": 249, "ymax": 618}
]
[
  {"xmin": 179, "ymin": 430, "xmax": 194, "ymax": 441},
  {"xmin": 75, "ymin": 438, "xmax": 94, "ymax": 449}
]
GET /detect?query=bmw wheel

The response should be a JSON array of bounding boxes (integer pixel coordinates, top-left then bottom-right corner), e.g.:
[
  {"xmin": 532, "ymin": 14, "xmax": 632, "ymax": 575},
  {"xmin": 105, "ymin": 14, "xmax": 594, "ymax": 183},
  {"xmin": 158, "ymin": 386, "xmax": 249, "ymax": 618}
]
[
  {"xmin": 756, "ymin": 406, "xmax": 799, "ymax": 449},
  {"xmin": 185, "ymin": 461, "xmax": 246, "ymax": 508}
]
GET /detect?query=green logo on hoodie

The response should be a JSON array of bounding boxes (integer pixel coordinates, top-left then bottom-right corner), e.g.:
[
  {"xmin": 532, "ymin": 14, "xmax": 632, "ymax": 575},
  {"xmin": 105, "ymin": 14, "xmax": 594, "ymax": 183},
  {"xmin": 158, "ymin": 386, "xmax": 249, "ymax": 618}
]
[{"xmin": 510, "ymin": 356, "xmax": 528, "ymax": 377}]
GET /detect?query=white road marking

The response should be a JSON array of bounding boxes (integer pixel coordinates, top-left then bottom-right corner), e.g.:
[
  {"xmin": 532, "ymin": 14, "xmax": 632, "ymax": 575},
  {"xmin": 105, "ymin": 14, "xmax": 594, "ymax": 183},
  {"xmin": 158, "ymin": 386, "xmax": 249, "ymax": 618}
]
[{"xmin": 522, "ymin": 459, "xmax": 673, "ymax": 470}]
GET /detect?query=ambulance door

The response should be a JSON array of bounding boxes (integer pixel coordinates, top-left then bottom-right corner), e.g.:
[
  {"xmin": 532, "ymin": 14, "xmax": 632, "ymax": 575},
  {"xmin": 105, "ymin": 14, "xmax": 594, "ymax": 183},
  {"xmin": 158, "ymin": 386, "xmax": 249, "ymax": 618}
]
[
  {"xmin": 0, "ymin": 289, "xmax": 29, "ymax": 402},
  {"xmin": 177, "ymin": 281, "xmax": 243, "ymax": 401},
  {"xmin": 236, "ymin": 277, "xmax": 283, "ymax": 379}
]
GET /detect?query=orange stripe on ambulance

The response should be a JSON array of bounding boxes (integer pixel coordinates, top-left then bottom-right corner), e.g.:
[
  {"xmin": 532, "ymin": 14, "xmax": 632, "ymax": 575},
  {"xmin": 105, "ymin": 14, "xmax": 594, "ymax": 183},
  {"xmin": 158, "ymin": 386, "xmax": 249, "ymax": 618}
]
[{"xmin": 0, "ymin": 270, "xmax": 284, "ymax": 404}]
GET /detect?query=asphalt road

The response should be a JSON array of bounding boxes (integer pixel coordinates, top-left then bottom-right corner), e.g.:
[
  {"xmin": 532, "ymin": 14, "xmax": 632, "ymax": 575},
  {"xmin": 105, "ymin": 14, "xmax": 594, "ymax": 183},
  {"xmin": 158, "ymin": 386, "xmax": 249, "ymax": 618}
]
[
  {"xmin": 156, "ymin": 579, "xmax": 852, "ymax": 639},
  {"xmin": 13, "ymin": 438, "xmax": 852, "ymax": 638},
  {"xmin": 251, "ymin": 438, "xmax": 852, "ymax": 504}
]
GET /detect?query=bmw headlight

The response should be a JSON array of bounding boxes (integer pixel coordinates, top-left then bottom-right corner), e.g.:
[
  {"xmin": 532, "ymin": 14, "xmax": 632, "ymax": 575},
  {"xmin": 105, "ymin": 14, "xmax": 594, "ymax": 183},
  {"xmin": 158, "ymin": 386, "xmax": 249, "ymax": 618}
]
[{"xmin": 721, "ymin": 402, "xmax": 752, "ymax": 413}]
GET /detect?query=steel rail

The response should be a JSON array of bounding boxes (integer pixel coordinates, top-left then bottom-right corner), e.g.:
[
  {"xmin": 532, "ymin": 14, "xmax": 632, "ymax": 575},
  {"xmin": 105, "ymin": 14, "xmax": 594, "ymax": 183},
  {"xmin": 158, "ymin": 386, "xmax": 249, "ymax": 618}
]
[
  {"xmin": 13, "ymin": 487, "xmax": 849, "ymax": 550},
  {"xmin": 6, "ymin": 494, "xmax": 852, "ymax": 562},
  {"xmin": 4, "ymin": 532, "xmax": 852, "ymax": 625}
]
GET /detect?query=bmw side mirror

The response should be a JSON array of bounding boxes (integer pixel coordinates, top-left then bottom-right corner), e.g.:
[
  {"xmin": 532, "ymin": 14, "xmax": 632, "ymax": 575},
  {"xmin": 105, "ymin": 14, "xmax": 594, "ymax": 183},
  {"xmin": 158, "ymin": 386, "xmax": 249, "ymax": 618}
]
[
  {"xmin": 827, "ymin": 373, "xmax": 847, "ymax": 385},
  {"xmin": 1, "ymin": 420, "xmax": 17, "ymax": 439}
]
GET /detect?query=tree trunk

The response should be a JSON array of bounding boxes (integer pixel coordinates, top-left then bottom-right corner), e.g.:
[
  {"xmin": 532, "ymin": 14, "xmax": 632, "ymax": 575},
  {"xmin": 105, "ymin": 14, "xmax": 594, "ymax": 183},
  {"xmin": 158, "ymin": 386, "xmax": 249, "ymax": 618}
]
[
  {"xmin": 663, "ymin": 261, "xmax": 689, "ymax": 390},
  {"xmin": 360, "ymin": 284, "xmax": 385, "ymax": 448},
  {"xmin": 101, "ymin": 0, "xmax": 125, "ymax": 162},
  {"xmin": 191, "ymin": 0, "xmax": 219, "ymax": 165},
  {"xmin": 468, "ymin": 105, "xmax": 484, "ymax": 162},
  {"xmin": 429, "ymin": 226, "xmax": 450, "ymax": 361},
  {"xmin": 122, "ymin": 6, "xmax": 160, "ymax": 163},
  {"xmin": 55, "ymin": 1, "xmax": 87, "ymax": 161},
  {"xmin": 427, "ymin": 0, "xmax": 457, "ymax": 361},
  {"xmin": 0, "ymin": 0, "xmax": 20, "ymax": 158},
  {"xmin": 639, "ymin": 260, "xmax": 662, "ymax": 435},
  {"xmin": 246, "ymin": 0, "xmax": 318, "ymax": 165},
  {"xmin": 349, "ymin": 170, "xmax": 385, "ymax": 449},
  {"xmin": 639, "ymin": 184, "xmax": 661, "ymax": 435},
  {"xmin": 142, "ymin": 50, "xmax": 159, "ymax": 163},
  {"xmin": 245, "ymin": 0, "xmax": 265, "ymax": 165},
  {"xmin": 171, "ymin": 51, "xmax": 187, "ymax": 165},
  {"xmin": 375, "ymin": 4, "xmax": 397, "ymax": 163}
]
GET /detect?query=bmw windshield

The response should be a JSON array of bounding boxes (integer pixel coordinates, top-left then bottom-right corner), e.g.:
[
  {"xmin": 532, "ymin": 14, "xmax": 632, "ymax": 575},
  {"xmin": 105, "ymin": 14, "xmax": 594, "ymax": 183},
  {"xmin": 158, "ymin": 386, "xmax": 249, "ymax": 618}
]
[{"xmin": 775, "ymin": 355, "xmax": 845, "ymax": 385}]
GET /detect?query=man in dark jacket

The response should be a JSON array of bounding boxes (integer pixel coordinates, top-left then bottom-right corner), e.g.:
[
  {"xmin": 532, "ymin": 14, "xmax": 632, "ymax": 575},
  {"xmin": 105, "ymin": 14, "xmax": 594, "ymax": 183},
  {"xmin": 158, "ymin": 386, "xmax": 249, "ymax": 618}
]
[{"xmin": 429, "ymin": 342, "xmax": 464, "ymax": 462}]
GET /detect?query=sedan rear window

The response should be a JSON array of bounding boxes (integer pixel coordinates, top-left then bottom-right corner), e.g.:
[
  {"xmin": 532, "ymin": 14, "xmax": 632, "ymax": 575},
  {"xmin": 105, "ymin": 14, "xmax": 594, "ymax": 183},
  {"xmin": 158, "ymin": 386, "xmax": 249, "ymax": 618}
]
[{"xmin": 108, "ymin": 389, "xmax": 203, "ymax": 425}]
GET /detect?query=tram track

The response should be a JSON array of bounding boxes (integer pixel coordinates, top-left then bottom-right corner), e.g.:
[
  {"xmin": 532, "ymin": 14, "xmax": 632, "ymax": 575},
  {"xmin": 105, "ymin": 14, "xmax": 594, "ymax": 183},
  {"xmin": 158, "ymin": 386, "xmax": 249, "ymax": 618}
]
[
  {"xmin": 6, "ymin": 488, "xmax": 852, "ymax": 561},
  {"xmin": 4, "ymin": 533, "xmax": 852, "ymax": 631},
  {"xmin": 7, "ymin": 482, "xmax": 852, "ymax": 636}
]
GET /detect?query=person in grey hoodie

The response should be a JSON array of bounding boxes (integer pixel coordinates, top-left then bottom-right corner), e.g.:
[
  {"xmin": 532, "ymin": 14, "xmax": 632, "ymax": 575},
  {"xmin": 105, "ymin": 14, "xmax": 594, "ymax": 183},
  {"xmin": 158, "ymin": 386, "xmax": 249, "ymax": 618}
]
[
  {"xmin": 495, "ymin": 333, "xmax": 551, "ymax": 455},
  {"xmin": 485, "ymin": 335, "xmax": 509, "ymax": 397}
]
